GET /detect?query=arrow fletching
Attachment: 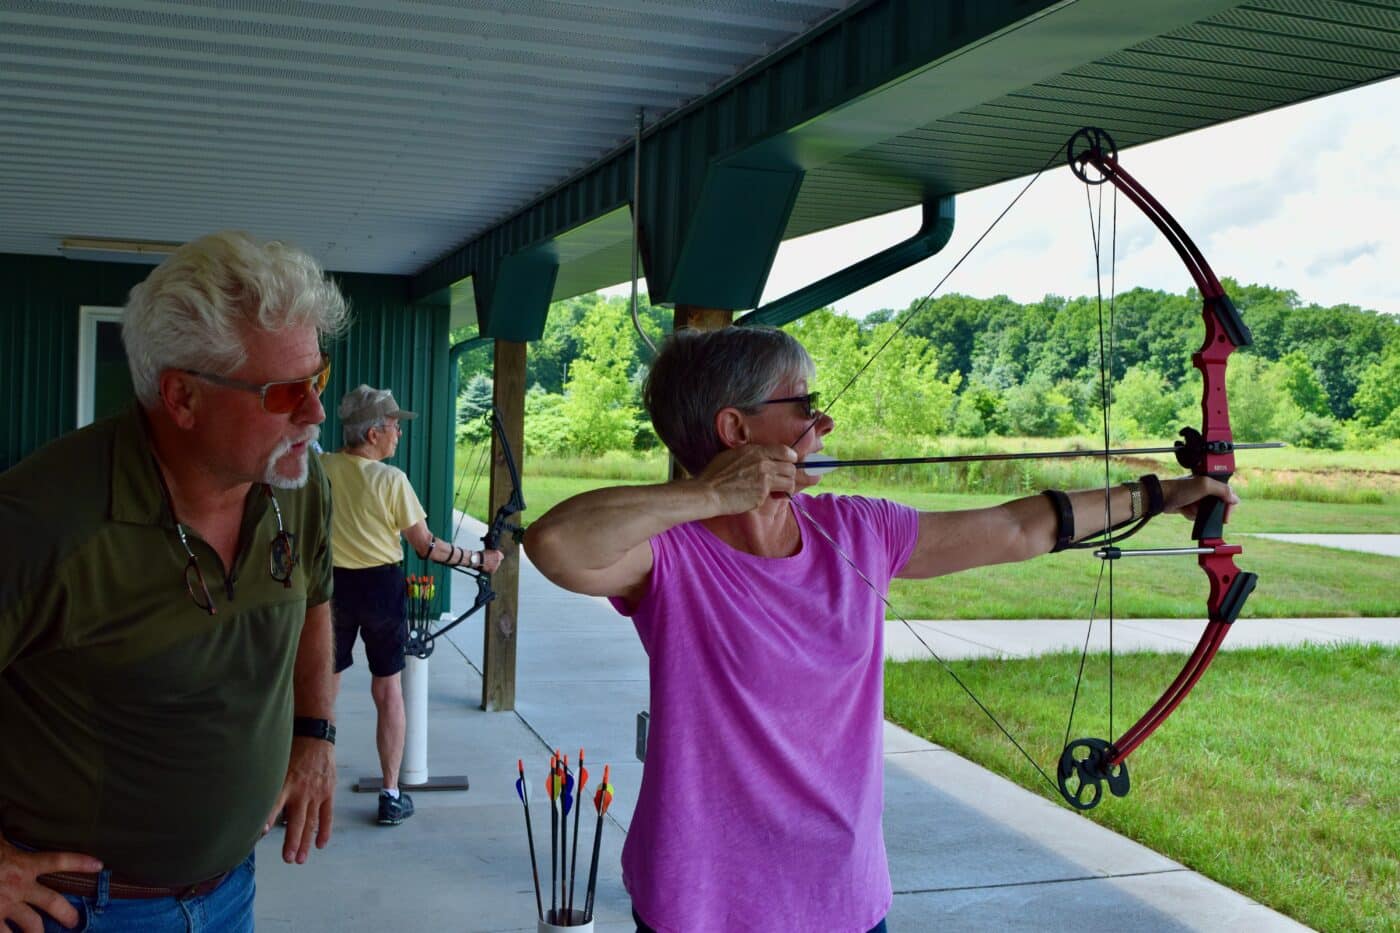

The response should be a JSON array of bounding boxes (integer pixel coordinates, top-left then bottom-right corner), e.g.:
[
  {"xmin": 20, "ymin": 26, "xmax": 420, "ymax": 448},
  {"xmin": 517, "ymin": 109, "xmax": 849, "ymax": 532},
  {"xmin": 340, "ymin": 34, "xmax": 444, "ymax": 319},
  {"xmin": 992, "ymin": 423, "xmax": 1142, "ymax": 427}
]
[
  {"xmin": 547, "ymin": 755, "xmax": 560, "ymax": 800},
  {"xmin": 593, "ymin": 765, "xmax": 613, "ymax": 815}
]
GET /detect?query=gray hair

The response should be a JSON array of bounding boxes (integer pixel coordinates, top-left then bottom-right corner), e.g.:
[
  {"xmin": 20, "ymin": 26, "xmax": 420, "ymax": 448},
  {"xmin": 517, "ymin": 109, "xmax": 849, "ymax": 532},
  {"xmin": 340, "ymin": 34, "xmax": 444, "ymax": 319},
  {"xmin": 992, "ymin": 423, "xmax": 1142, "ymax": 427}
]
[
  {"xmin": 342, "ymin": 417, "xmax": 385, "ymax": 448},
  {"xmin": 122, "ymin": 230, "xmax": 351, "ymax": 407},
  {"xmin": 643, "ymin": 326, "xmax": 814, "ymax": 475}
]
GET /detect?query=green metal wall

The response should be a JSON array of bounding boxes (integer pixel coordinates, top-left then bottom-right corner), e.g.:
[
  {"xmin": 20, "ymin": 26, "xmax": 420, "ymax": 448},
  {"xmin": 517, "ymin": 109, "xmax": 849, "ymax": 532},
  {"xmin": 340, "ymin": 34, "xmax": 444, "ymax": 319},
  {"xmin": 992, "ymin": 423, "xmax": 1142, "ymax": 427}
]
[
  {"xmin": 0, "ymin": 255, "xmax": 150, "ymax": 470},
  {"xmin": 0, "ymin": 254, "xmax": 455, "ymax": 608},
  {"xmin": 322, "ymin": 272, "xmax": 454, "ymax": 599}
]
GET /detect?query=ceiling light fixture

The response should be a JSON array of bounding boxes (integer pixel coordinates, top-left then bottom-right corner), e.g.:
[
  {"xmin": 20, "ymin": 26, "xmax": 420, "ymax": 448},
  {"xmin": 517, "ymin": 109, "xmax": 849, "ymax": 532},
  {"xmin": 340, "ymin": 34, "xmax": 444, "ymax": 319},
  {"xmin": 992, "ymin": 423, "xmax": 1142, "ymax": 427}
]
[{"xmin": 59, "ymin": 237, "xmax": 185, "ymax": 265}]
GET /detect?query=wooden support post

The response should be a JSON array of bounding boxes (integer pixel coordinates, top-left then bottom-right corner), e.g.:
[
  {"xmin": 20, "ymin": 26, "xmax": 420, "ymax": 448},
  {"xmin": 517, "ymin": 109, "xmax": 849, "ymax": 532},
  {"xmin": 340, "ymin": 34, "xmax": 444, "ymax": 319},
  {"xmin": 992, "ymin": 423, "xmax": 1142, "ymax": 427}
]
[
  {"xmin": 673, "ymin": 304, "xmax": 733, "ymax": 333},
  {"xmin": 482, "ymin": 338, "xmax": 527, "ymax": 711},
  {"xmin": 669, "ymin": 306, "xmax": 734, "ymax": 480}
]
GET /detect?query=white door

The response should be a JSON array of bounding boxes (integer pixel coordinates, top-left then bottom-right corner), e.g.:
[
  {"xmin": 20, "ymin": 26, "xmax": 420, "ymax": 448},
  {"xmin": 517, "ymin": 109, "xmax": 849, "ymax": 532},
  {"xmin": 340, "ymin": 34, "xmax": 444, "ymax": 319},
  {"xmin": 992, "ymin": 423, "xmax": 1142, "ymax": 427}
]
[{"xmin": 77, "ymin": 306, "xmax": 135, "ymax": 427}]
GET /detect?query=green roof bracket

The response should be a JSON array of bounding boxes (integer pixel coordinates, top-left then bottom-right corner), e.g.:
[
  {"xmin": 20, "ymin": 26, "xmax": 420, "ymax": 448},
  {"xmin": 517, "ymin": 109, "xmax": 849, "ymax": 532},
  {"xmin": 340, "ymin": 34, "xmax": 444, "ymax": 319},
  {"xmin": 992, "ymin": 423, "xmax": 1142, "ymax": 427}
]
[
  {"xmin": 472, "ymin": 244, "xmax": 559, "ymax": 343},
  {"xmin": 737, "ymin": 194, "xmax": 954, "ymax": 329},
  {"xmin": 656, "ymin": 163, "xmax": 804, "ymax": 310}
]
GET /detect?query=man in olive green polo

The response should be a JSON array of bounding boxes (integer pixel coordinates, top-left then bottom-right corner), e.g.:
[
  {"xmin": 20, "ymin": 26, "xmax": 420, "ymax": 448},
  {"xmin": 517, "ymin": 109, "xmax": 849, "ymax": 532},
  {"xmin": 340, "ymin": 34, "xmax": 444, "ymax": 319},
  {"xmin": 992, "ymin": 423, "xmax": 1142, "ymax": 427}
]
[{"xmin": 0, "ymin": 231, "xmax": 349, "ymax": 932}]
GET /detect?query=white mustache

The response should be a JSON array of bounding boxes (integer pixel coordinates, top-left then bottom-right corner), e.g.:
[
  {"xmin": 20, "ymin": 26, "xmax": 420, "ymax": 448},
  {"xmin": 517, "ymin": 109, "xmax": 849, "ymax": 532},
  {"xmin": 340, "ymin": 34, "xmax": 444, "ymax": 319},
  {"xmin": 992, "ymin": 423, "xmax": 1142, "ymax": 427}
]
[
  {"xmin": 263, "ymin": 425, "xmax": 320, "ymax": 489},
  {"xmin": 271, "ymin": 425, "xmax": 320, "ymax": 457}
]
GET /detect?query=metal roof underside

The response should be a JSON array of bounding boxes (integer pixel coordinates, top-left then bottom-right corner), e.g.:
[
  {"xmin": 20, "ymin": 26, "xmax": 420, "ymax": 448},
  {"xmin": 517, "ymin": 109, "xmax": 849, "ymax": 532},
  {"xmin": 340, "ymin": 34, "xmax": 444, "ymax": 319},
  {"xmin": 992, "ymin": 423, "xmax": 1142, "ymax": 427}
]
[
  {"xmin": 2, "ymin": 0, "xmax": 1398, "ymax": 326},
  {"xmin": 0, "ymin": 0, "xmax": 860, "ymax": 272}
]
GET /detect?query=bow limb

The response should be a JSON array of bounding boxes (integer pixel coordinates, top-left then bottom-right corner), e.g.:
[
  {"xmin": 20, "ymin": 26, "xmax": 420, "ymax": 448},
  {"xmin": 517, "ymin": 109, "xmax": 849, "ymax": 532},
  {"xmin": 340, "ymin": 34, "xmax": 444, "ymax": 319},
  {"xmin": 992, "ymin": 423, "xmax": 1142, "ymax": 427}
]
[{"xmin": 483, "ymin": 407, "xmax": 528, "ymax": 550}]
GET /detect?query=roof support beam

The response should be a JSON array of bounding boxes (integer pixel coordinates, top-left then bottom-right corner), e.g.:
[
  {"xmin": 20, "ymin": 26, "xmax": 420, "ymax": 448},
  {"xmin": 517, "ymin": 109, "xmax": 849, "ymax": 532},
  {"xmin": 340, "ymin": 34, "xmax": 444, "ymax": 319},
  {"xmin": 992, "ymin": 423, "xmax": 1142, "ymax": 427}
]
[
  {"xmin": 648, "ymin": 163, "xmax": 804, "ymax": 309},
  {"xmin": 472, "ymin": 245, "xmax": 559, "ymax": 343}
]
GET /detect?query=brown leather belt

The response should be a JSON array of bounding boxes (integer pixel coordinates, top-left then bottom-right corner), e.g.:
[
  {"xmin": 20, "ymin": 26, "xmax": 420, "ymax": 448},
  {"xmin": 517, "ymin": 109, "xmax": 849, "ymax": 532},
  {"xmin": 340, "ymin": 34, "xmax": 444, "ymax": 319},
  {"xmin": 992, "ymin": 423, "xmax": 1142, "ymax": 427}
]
[{"xmin": 39, "ymin": 869, "xmax": 231, "ymax": 900}]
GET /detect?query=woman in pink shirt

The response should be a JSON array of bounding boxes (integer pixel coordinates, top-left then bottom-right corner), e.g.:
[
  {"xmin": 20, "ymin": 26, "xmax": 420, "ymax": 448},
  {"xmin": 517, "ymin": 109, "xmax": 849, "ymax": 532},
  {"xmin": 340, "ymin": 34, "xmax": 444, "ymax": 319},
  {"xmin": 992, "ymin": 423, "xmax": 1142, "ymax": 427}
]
[{"xmin": 526, "ymin": 327, "xmax": 1234, "ymax": 933}]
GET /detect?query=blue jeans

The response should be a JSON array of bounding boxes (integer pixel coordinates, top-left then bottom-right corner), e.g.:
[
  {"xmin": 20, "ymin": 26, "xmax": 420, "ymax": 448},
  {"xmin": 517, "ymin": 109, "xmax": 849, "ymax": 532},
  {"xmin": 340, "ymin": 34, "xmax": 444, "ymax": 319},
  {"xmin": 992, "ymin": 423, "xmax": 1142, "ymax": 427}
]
[{"xmin": 39, "ymin": 852, "xmax": 255, "ymax": 933}]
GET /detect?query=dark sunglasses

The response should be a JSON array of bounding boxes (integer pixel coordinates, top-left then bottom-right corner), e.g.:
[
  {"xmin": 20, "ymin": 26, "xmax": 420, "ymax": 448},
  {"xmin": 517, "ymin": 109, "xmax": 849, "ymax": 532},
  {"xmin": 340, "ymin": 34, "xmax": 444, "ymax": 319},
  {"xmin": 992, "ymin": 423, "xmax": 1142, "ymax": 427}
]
[
  {"xmin": 760, "ymin": 392, "xmax": 821, "ymax": 419},
  {"xmin": 181, "ymin": 354, "xmax": 331, "ymax": 414}
]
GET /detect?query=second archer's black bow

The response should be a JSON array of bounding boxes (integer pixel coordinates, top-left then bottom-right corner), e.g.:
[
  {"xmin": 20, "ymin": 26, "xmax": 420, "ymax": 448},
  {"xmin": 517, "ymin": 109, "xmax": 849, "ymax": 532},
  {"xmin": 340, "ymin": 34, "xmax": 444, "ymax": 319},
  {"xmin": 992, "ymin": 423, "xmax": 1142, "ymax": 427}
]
[{"xmin": 406, "ymin": 407, "xmax": 526, "ymax": 659}]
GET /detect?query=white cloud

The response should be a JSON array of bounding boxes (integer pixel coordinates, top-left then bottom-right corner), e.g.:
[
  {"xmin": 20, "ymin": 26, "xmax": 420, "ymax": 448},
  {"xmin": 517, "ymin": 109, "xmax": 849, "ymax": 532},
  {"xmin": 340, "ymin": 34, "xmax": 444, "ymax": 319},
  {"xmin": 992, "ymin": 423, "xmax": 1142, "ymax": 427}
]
[
  {"xmin": 763, "ymin": 75, "xmax": 1400, "ymax": 317},
  {"xmin": 606, "ymin": 76, "xmax": 1400, "ymax": 317}
]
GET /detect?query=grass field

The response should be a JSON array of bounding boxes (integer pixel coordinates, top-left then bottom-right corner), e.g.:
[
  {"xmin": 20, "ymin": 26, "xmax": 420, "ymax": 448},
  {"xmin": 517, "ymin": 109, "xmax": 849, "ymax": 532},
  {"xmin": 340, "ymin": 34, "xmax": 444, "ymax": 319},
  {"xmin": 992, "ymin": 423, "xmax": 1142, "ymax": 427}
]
[{"xmin": 885, "ymin": 644, "xmax": 1400, "ymax": 932}]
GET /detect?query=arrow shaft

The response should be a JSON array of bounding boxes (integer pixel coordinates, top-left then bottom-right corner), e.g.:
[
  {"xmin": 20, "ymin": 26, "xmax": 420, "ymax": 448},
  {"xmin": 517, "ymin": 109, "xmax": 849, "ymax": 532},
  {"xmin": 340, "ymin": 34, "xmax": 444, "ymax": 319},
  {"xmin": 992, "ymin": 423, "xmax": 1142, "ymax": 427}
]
[
  {"xmin": 799, "ymin": 442, "xmax": 1282, "ymax": 471},
  {"xmin": 568, "ymin": 786, "xmax": 584, "ymax": 916},
  {"xmin": 521, "ymin": 795, "xmax": 543, "ymax": 921},
  {"xmin": 583, "ymin": 811, "xmax": 605, "ymax": 924}
]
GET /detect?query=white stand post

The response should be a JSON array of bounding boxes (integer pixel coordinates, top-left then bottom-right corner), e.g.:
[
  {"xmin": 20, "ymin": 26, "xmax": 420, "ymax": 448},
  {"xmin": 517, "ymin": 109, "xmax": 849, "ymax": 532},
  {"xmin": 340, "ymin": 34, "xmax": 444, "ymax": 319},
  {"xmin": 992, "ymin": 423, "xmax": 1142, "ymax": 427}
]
[
  {"xmin": 353, "ymin": 617, "xmax": 469, "ymax": 793},
  {"xmin": 401, "ymin": 653, "xmax": 430, "ymax": 786}
]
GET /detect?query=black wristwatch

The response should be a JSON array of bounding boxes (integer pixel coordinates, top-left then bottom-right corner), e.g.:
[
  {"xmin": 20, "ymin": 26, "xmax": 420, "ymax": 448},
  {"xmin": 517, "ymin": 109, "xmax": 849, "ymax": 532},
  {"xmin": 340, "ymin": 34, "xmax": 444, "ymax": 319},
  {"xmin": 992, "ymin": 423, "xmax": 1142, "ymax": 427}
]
[{"xmin": 292, "ymin": 716, "xmax": 336, "ymax": 745}]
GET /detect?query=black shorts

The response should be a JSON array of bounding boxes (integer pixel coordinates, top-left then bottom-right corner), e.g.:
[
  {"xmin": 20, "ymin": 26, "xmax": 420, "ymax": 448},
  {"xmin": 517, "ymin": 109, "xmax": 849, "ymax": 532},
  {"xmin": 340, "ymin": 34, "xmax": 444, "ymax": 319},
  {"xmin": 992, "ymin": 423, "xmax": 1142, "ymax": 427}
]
[{"xmin": 332, "ymin": 564, "xmax": 408, "ymax": 677}]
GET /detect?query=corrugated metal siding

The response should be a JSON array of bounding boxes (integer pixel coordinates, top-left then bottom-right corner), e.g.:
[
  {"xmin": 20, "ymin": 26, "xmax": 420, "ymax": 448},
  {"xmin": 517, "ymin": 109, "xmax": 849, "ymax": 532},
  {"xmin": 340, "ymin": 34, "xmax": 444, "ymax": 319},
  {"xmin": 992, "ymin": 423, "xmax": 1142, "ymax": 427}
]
[
  {"xmin": 302, "ymin": 274, "xmax": 455, "ymax": 596},
  {"xmin": 0, "ymin": 255, "xmax": 149, "ymax": 470}
]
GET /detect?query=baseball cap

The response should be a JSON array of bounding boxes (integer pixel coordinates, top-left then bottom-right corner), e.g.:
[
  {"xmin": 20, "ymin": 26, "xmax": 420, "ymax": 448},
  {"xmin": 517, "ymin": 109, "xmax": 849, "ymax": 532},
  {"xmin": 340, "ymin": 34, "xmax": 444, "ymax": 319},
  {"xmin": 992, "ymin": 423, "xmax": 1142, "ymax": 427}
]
[{"xmin": 337, "ymin": 384, "xmax": 418, "ymax": 424}]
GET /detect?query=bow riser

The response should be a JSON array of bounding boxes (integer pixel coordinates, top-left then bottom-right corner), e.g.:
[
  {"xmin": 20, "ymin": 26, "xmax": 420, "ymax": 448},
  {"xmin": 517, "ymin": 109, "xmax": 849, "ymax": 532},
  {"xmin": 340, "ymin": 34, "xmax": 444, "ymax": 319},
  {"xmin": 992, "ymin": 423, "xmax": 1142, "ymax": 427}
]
[
  {"xmin": 1194, "ymin": 312, "xmax": 1240, "ymax": 481},
  {"xmin": 1202, "ymin": 548, "xmax": 1257, "ymax": 625}
]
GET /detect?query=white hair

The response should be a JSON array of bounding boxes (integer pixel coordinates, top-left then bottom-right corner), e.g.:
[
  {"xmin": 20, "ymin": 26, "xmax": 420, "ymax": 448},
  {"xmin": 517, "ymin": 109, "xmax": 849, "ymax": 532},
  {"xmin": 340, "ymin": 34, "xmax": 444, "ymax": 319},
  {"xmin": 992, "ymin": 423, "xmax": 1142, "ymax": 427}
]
[{"xmin": 122, "ymin": 231, "xmax": 350, "ymax": 407}]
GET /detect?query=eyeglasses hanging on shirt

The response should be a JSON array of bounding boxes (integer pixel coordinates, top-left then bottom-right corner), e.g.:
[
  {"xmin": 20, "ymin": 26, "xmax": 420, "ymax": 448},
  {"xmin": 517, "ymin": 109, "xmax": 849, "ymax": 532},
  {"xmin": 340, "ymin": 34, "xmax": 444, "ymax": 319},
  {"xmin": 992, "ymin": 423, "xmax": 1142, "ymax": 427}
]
[{"xmin": 171, "ymin": 486, "xmax": 299, "ymax": 617}]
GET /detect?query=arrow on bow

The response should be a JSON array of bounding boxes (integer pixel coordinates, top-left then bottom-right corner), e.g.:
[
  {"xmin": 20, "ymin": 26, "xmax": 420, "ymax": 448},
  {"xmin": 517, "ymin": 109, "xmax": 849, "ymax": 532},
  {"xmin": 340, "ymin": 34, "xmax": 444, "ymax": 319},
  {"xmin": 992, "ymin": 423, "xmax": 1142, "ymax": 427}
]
[
  {"xmin": 405, "ymin": 406, "xmax": 526, "ymax": 659},
  {"xmin": 788, "ymin": 125, "xmax": 1260, "ymax": 812},
  {"xmin": 796, "ymin": 441, "xmax": 1282, "ymax": 473}
]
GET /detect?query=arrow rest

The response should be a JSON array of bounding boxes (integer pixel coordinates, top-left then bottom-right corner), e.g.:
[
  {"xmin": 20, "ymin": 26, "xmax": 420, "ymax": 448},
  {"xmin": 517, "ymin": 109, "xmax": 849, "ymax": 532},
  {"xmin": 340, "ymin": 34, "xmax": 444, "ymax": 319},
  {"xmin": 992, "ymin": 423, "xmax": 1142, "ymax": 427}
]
[{"xmin": 1173, "ymin": 426, "xmax": 1235, "ymax": 471}]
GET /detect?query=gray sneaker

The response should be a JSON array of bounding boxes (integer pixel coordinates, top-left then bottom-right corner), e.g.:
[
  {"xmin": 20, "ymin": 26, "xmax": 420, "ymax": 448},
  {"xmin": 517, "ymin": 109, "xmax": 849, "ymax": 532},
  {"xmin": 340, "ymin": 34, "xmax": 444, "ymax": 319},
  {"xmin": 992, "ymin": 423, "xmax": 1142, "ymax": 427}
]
[{"xmin": 377, "ymin": 791, "xmax": 415, "ymax": 826}]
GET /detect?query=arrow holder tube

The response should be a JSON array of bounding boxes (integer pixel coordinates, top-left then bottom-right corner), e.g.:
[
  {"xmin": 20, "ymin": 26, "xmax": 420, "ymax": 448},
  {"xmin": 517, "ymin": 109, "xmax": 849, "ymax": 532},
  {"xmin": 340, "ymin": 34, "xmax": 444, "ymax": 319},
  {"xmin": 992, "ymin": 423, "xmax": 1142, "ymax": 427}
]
[
  {"xmin": 539, "ymin": 909, "xmax": 592, "ymax": 931},
  {"xmin": 400, "ymin": 654, "xmax": 430, "ymax": 785}
]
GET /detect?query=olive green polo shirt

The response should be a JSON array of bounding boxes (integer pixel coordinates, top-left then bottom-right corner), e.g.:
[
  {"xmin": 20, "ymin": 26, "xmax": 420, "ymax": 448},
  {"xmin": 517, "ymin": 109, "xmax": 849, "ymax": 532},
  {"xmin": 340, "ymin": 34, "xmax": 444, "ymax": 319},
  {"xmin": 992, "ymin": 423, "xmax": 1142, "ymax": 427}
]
[{"xmin": 0, "ymin": 405, "xmax": 333, "ymax": 885}]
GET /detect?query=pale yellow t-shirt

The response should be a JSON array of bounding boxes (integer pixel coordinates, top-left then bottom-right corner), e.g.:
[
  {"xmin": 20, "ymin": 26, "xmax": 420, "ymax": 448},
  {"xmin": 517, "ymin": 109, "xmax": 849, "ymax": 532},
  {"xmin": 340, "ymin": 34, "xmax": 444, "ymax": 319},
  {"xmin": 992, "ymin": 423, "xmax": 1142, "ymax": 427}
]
[{"xmin": 320, "ymin": 451, "xmax": 427, "ymax": 569}]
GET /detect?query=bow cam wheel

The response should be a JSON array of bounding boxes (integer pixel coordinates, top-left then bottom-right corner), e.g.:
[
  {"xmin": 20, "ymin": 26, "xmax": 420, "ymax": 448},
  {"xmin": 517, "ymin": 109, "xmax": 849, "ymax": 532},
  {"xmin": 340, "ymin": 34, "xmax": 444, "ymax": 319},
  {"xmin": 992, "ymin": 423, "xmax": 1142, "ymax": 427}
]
[
  {"xmin": 1067, "ymin": 127, "xmax": 1118, "ymax": 185},
  {"xmin": 1057, "ymin": 737, "xmax": 1130, "ymax": 811}
]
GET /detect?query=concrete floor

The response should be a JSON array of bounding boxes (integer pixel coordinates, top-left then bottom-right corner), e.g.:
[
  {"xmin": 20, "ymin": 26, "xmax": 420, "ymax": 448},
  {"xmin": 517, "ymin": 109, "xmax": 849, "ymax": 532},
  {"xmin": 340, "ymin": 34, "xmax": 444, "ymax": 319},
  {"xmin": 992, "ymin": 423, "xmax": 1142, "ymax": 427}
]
[{"xmin": 253, "ymin": 518, "xmax": 1397, "ymax": 931}]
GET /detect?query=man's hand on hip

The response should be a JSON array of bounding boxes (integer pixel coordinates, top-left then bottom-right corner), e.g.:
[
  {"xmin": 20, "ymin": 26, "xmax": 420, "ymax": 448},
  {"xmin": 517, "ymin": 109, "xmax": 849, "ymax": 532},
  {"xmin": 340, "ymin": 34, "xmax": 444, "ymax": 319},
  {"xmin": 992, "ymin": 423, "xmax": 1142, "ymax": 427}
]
[{"xmin": 0, "ymin": 835, "xmax": 103, "ymax": 933}]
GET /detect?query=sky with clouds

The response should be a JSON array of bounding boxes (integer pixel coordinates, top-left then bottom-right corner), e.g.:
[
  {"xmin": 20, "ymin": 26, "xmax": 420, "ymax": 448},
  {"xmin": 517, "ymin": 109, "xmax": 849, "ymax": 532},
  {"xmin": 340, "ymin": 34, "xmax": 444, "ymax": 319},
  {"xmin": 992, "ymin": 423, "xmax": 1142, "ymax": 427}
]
[{"xmin": 747, "ymin": 74, "xmax": 1400, "ymax": 319}]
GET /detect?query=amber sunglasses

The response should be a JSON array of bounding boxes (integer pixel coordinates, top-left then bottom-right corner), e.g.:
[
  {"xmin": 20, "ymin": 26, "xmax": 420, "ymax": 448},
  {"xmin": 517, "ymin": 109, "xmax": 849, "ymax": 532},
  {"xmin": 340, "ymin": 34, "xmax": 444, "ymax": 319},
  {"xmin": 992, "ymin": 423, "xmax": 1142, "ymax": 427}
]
[{"xmin": 182, "ymin": 354, "xmax": 331, "ymax": 414}]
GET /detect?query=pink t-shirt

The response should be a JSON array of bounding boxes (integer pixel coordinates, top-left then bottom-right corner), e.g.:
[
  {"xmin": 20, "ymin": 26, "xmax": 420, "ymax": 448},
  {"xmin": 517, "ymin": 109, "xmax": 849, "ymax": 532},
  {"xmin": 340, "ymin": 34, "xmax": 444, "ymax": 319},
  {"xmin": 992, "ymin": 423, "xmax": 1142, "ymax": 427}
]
[{"xmin": 611, "ymin": 493, "xmax": 919, "ymax": 933}]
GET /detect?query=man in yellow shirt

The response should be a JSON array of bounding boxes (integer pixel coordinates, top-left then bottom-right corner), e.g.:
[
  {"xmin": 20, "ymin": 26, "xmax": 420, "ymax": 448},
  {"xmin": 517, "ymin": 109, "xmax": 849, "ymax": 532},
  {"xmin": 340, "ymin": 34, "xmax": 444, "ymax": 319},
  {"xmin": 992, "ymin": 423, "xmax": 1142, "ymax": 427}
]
[{"xmin": 321, "ymin": 385, "xmax": 502, "ymax": 825}]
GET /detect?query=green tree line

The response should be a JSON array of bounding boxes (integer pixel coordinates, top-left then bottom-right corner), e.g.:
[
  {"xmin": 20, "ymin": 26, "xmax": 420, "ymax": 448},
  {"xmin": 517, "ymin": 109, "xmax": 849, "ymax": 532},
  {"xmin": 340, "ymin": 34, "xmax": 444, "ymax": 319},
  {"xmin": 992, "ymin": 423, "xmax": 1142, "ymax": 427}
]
[{"xmin": 454, "ymin": 283, "xmax": 1400, "ymax": 454}]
